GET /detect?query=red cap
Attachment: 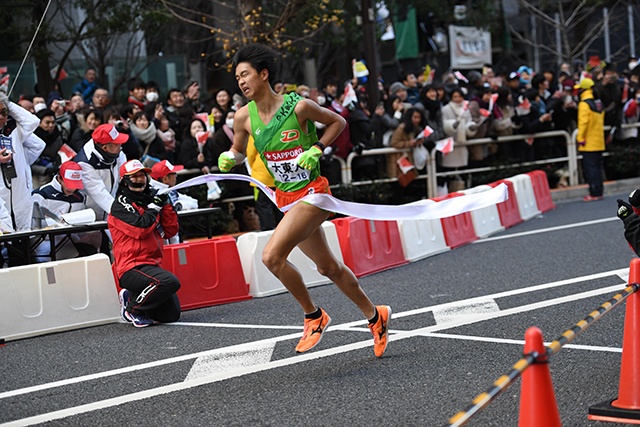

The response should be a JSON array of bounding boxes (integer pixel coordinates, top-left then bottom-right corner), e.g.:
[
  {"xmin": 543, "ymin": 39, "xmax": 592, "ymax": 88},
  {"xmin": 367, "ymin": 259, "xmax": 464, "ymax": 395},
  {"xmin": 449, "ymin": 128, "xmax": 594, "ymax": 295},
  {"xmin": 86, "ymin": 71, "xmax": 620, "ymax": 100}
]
[
  {"xmin": 59, "ymin": 161, "xmax": 84, "ymax": 190},
  {"xmin": 150, "ymin": 160, "xmax": 184, "ymax": 180},
  {"xmin": 92, "ymin": 124, "xmax": 128, "ymax": 144},
  {"xmin": 119, "ymin": 159, "xmax": 151, "ymax": 178}
]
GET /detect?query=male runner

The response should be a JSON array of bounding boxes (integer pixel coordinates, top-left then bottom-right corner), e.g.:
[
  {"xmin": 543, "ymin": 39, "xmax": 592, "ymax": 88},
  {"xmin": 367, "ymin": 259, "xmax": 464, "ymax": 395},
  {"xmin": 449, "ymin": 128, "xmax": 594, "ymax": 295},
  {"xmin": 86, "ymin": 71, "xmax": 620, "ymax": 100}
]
[{"xmin": 218, "ymin": 44, "xmax": 391, "ymax": 357}]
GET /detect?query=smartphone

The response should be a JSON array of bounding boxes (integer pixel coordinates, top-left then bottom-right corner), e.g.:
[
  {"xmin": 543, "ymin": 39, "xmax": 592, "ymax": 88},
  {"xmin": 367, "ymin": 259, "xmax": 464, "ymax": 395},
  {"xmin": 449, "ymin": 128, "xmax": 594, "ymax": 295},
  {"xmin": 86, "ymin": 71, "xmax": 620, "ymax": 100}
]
[{"xmin": 0, "ymin": 135, "xmax": 13, "ymax": 154}]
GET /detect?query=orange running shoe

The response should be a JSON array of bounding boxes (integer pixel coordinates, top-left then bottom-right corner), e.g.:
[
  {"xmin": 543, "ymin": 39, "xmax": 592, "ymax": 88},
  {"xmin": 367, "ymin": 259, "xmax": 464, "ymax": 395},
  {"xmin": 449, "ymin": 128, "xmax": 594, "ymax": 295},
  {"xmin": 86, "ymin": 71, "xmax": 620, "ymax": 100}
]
[
  {"xmin": 369, "ymin": 305, "xmax": 391, "ymax": 357},
  {"xmin": 295, "ymin": 308, "xmax": 332, "ymax": 353}
]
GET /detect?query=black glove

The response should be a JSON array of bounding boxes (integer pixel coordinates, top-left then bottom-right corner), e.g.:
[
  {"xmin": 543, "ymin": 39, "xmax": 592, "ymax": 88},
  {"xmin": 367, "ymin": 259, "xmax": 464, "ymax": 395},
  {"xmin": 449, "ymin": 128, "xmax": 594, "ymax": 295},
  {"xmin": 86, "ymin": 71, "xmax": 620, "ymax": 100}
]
[
  {"xmin": 618, "ymin": 199, "xmax": 633, "ymax": 220},
  {"xmin": 153, "ymin": 193, "xmax": 169, "ymax": 206},
  {"xmin": 629, "ymin": 189, "xmax": 640, "ymax": 208}
]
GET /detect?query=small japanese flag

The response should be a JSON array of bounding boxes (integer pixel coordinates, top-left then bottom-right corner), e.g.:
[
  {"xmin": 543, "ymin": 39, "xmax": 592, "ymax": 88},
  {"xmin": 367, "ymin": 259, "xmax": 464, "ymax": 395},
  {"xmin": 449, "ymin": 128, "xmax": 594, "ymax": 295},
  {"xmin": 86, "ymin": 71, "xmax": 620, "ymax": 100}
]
[
  {"xmin": 342, "ymin": 82, "xmax": 358, "ymax": 107},
  {"xmin": 418, "ymin": 125, "xmax": 434, "ymax": 139},
  {"xmin": 488, "ymin": 93, "xmax": 499, "ymax": 112},
  {"xmin": 196, "ymin": 131, "xmax": 209, "ymax": 153},
  {"xmin": 396, "ymin": 155, "xmax": 415, "ymax": 174},
  {"xmin": 196, "ymin": 131, "xmax": 209, "ymax": 144},
  {"xmin": 454, "ymin": 71, "xmax": 468, "ymax": 83},
  {"xmin": 57, "ymin": 144, "xmax": 77, "ymax": 164},
  {"xmin": 435, "ymin": 137, "xmax": 454, "ymax": 154},
  {"xmin": 518, "ymin": 97, "xmax": 531, "ymax": 110}
]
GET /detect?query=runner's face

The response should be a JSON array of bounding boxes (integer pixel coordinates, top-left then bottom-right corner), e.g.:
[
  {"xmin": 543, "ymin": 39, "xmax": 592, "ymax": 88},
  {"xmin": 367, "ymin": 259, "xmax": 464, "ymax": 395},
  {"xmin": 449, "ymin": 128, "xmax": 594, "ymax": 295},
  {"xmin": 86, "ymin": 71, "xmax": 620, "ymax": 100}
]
[{"xmin": 235, "ymin": 62, "xmax": 267, "ymax": 99}]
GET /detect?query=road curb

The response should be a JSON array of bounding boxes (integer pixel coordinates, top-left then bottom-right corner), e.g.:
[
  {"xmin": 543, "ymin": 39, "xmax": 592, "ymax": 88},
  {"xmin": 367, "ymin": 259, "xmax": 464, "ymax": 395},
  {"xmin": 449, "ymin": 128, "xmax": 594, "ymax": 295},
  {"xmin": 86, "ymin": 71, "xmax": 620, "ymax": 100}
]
[{"xmin": 551, "ymin": 177, "xmax": 640, "ymax": 203}]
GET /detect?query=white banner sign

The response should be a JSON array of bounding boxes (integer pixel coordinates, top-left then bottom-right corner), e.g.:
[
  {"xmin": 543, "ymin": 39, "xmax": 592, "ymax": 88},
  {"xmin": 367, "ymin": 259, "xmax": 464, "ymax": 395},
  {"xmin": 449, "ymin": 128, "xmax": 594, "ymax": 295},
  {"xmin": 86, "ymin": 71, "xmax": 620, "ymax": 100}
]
[{"xmin": 449, "ymin": 25, "xmax": 492, "ymax": 69}]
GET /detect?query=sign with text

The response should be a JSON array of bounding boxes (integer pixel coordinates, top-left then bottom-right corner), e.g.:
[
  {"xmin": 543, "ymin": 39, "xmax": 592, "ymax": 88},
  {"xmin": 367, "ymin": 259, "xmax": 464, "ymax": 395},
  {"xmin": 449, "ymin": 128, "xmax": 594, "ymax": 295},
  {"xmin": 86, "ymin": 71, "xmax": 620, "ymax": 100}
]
[{"xmin": 449, "ymin": 26, "xmax": 492, "ymax": 69}]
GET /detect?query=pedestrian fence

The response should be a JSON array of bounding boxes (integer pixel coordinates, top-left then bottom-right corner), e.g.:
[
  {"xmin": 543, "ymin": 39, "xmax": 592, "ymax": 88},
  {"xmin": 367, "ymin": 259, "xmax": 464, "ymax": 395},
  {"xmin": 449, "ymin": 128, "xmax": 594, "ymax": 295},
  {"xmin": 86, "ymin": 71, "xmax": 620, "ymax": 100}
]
[
  {"xmin": 446, "ymin": 258, "xmax": 640, "ymax": 427},
  {"xmin": 180, "ymin": 122, "xmax": 640, "ymax": 204}
]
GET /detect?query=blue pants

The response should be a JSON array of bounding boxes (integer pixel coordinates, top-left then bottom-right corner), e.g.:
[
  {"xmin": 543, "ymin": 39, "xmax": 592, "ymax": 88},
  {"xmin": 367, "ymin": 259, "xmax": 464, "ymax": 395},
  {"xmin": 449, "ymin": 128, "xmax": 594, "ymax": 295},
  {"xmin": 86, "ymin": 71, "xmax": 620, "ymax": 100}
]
[{"xmin": 581, "ymin": 151, "xmax": 604, "ymax": 197}]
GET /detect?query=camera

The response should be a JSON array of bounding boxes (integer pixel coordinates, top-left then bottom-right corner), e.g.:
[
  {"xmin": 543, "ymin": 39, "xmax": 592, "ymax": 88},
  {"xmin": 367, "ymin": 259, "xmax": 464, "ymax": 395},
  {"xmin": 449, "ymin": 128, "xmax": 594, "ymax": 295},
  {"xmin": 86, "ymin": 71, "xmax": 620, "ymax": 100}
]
[{"xmin": 58, "ymin": 100, "xmax": 66, "ymax": 108}]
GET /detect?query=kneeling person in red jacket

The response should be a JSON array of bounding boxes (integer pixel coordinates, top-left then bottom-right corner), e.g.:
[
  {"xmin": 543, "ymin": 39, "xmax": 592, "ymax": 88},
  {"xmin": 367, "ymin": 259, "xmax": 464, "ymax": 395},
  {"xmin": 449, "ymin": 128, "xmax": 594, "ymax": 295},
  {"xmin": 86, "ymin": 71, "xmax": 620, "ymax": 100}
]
[{"xmin": 109, "ymin": 159, "xmax": 181, "ymax": 327}]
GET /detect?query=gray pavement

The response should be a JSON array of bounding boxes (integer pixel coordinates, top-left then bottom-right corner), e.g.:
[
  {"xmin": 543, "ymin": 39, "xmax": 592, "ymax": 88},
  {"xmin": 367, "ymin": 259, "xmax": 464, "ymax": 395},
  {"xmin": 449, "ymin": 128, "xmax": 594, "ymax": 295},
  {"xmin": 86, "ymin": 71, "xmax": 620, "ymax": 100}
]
[{"xmin": 0, "ymin": 186, "xmax": 638, "ymax": 426}]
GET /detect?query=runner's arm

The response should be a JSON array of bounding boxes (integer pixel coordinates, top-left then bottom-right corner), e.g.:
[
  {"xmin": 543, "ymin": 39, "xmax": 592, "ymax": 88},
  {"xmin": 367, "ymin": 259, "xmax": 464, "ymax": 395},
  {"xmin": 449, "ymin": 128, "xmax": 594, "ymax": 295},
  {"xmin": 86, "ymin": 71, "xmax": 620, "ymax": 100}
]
[
  {"xmin": 227, "ymin": 106, "xmax": 250, "ymax": 163},
  {"xmin": 296, "ymin": 99, "xmax": 346, "ymax": 148}
]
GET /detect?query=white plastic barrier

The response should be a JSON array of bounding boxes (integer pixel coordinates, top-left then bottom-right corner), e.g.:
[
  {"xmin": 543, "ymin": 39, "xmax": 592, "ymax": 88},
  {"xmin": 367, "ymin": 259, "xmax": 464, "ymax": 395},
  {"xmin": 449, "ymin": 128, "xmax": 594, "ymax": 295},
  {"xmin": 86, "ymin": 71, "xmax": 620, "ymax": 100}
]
[
  {"xmin": 0, "ymin": 254, "xmax": 120, "ymax": 342},
  {"xmin": 237, "ymin": 222, "xmax": 344, "ymax": 297},
  {"xmin": 459, "ymin": 185, "xmax": 505, "ymax": 238},
  {"xmin": 397, "ymin": 199, "xmax": 450, "ymax": 262},
  {"xmin": 506, "ymin": 174, "xmax": 541, "ymax": 221}
]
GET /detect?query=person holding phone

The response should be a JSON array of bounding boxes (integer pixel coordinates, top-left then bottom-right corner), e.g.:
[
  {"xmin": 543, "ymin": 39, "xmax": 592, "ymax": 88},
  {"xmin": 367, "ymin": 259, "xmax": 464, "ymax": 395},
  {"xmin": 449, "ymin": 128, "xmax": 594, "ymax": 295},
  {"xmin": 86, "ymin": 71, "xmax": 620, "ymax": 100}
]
[{"xmin": 0, "ymin": 92, "xmax": 45, "ymax": 232}]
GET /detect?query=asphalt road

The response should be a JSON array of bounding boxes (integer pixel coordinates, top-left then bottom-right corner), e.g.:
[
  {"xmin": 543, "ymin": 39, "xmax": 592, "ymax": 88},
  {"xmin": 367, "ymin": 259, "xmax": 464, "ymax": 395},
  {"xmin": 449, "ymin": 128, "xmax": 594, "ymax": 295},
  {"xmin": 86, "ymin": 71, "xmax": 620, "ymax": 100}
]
[{"xmin": 0, "ymin": 191, "xmax": 637, "ymax": 427}]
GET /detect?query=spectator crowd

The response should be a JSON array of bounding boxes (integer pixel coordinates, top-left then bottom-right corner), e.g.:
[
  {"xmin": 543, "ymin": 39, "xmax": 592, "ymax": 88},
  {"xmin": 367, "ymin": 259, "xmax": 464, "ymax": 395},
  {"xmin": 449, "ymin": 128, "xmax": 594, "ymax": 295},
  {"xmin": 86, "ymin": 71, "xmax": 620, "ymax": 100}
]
[{"xmin": 1, "ymin": 55, "xmax": 638, "ymax": 266}]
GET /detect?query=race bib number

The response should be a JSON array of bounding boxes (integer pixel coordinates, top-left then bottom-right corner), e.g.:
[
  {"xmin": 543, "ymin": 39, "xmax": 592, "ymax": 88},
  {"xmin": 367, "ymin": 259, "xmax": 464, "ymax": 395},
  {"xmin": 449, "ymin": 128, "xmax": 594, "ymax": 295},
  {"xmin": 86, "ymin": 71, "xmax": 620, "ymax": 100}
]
[{"xmin": 264, "ymin": 146, "xmax": 311, "ymax": 183}]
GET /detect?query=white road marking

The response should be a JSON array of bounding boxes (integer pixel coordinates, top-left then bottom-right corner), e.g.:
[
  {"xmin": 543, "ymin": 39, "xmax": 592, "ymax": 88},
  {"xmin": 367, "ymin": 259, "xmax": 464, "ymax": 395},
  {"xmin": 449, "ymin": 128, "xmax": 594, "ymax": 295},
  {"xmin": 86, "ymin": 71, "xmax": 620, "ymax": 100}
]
[
  {"xmin": 433, "ymin": 299, "xmax": 500, "ymax": 325},
  {"xmin": 419, "ymin": 332, "xmax": 622, "ymax": 353},
  {"xmin": 396, "ymin": 283, "xmax": 627, "ymax": 337},
  {"xmin": 0, "ymin": 269, "xmax": 631, "ymax": 426},
  {"xmin": 170, "ymin": 322, "xmax": 301, "ymax": 330},
  {"xmin": 185, "ymin": 342, "xmax": 275, "ymax": 381},
  {"xmin": 475, "ymin": 217, "xmax": 617, "ymax": 243}
]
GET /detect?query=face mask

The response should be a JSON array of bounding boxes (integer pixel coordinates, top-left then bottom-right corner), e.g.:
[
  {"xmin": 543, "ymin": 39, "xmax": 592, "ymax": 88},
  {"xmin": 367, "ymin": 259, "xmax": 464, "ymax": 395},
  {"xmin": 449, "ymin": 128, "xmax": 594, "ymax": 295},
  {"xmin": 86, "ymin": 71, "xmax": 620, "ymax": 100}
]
[
  {"xmin": 316, "ymin": 95, "xmax": 326, "ymax": 106},
  {"xmin": 96, "ymin": 145, "xmax": 120, "ymax": 163},
  {"xmin": 146, "ymin": 92, "xmax": 159, "ymax": 103},
  {"xmin": 225, "ymin": 119, "xmax": 234, "ymax": 129},
  {"xmin": 123, "ymin": 175, "xmax": 146, "ymax": 188},
  {"xmin": 34, "ymin": 103, "xmax": 47, "ymax": 113}
]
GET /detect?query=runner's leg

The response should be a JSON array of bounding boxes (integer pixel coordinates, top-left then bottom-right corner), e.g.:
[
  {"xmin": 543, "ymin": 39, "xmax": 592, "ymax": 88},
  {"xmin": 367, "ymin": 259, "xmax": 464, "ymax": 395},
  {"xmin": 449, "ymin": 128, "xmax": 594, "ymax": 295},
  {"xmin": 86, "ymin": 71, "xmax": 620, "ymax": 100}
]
[
  {"xmin": 262, "ymin": 202, "xmax": 330, "ymax": 313},
  {"xmin": 297, "ymin": 224, "xmax": 375, "ymax": 319}
]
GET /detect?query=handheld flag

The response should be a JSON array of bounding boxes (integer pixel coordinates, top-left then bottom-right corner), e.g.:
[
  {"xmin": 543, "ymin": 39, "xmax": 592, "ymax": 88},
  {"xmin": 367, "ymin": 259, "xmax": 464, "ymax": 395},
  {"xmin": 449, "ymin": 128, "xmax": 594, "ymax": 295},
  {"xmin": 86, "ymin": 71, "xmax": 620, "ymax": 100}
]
[
  {"xmin": 418, "ymin": 125, "xmax": 434, "ymax": 139},
  {"xmin": 435, "ymin": 137, "xmax": 454, "ymax": 154},
  {"xmin": 195, "ymin": 131, "xmax": 210, "ymax": 153},
  {"xmin": 489, "ymin": 93, "xmax": 499, "ymax": 111},
  {"xmin": 342, "ymin": 82, "xmax": 358, "ymax": 107},
  {"xmin": 454, "ymin": 71, "xmax": 468, "ymax": 83}
]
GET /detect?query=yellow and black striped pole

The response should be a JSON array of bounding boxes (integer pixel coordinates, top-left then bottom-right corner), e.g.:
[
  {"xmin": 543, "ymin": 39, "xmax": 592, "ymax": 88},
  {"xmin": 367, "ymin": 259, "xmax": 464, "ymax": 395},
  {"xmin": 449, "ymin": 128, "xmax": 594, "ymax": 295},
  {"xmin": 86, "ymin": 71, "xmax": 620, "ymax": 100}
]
[{"xmin": 446, "ymin": 283, "xmax": 638, "ymax": 427}]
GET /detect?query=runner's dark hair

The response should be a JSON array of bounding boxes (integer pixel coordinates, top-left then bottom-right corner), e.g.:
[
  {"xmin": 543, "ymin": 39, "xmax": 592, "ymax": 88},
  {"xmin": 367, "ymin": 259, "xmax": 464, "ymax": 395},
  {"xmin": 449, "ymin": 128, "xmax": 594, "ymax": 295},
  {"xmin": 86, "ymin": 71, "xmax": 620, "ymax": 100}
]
[{"xmin": 233, "ymin": 44, "xmax": 280, "ymax": 86}]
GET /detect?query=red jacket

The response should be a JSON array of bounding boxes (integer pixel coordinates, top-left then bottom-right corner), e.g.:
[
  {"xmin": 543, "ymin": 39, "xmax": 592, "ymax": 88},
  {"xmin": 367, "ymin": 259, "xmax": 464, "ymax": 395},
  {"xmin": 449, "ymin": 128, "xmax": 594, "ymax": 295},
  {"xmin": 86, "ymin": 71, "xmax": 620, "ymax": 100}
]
[{"xmin": 108, "ymin": 192, "xmax": 178, "ymax": 278}]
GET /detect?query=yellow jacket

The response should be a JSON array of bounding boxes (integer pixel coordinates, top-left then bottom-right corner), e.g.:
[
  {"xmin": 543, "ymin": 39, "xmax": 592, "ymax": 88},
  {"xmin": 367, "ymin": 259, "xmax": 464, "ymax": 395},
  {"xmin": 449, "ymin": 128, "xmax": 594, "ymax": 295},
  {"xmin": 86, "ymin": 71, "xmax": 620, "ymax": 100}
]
[
  {"xmin": 576, "ymin": 89, "xmax": 605, "ymax": 152},
  {"xmin": 246, "ymin": 135, "xmax": 275, "ymax": 188}
]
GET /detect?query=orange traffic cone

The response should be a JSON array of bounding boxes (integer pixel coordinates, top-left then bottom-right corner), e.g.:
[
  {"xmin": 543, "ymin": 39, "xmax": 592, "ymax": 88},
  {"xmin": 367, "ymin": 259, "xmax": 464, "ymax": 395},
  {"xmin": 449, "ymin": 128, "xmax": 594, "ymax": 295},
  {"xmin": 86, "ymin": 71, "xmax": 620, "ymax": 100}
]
[
  {"xmin": 518, "ymin": 326, "xmax": 562, "ymax": 427},
  {"xmin": 589, "ymin": 258, "xmax": 640, "ymax": 423}
]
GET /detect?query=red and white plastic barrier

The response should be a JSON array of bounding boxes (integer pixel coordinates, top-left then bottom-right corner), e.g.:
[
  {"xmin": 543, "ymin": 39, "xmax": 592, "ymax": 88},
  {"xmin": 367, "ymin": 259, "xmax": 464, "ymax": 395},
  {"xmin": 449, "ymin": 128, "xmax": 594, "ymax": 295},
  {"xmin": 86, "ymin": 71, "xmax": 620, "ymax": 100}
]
[{"xmin": 236, "ymin": 222, "xmax": 343, "ymax": 298}]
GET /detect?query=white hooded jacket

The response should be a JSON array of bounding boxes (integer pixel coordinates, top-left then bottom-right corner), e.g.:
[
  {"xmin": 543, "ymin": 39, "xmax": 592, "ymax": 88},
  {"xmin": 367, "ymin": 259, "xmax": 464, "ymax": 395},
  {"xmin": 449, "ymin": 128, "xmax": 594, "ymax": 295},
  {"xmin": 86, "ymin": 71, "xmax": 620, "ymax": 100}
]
[
  {"xmin": 73, "ymin": 139, "xmax": 127, "ymax": 221},
  {"xmin": 0, "ymin": 102, "xmax": 45, "ymax": 230}
]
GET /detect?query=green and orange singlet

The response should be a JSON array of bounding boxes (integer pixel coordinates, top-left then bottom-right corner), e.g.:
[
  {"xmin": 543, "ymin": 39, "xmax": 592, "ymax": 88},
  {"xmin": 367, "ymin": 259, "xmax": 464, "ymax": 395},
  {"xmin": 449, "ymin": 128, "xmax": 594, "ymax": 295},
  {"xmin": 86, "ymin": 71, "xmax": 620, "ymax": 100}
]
[{"xmin": 247, "ymin": 93, "xmax": 321, "ymax": 193}]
